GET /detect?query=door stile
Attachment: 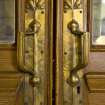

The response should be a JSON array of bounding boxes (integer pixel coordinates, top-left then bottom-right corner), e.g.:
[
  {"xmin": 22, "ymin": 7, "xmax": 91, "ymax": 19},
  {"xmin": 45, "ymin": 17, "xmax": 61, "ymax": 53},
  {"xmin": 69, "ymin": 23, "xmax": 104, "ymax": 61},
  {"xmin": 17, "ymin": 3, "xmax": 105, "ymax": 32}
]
[
  {"xmin": 55, "ymin": 0, "xmax": 64, "ymax": 105},
  {"xmin": 45, "ymin": 0, "xmax": 53, "ymax": 105}
]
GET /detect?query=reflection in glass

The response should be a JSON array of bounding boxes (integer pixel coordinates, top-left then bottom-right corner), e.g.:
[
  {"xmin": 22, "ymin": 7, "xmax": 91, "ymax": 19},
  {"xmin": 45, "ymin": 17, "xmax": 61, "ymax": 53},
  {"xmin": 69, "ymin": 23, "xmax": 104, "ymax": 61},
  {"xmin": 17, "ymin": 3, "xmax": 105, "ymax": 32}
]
[
  {"xmin": 92, "ymin": 0, "xmax": 105, "ymax": 45},
  {"xmin": 0, "ymin": 0, "xmax": 15, "ymax": 44}
]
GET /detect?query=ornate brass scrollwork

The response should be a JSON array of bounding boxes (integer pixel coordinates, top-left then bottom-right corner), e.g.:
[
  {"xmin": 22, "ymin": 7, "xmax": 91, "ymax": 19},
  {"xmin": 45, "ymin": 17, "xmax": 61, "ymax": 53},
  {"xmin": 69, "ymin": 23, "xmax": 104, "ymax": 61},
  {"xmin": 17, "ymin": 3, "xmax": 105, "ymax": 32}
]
[{"xmin": 64, "ymin": 0, "xmax": 82, "ymax": 10}]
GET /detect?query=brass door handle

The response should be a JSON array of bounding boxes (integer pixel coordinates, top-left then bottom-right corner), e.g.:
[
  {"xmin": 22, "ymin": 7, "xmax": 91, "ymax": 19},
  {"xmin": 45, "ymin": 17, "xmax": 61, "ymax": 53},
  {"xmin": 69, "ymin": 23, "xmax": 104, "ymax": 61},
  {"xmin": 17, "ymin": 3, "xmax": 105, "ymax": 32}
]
[
  {"xmin": 67, "ymin": 19, "xmax": 90, "ymax": 87},
  {"xmin": 17, "ymin": 1, "xmax": 42, "ymax": 87},
  {"xmin": 17, "ymin": 32, "xmax": 40, "ymax": 87},
  {"xmin": 68, "ymin": 19, "xmax": 84, "ymax": 36},
  {"xmin": 17, "ymin": 32, "xmax": 34, "ymax": 75}
]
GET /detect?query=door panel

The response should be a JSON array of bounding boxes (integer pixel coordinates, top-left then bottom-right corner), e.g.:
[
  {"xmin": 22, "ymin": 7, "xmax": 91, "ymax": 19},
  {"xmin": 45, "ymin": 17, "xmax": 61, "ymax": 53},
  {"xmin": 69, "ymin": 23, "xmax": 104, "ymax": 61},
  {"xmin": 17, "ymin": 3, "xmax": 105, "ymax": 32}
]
[
  {"xmin": 0, "ymin": 50, "xmax": 17, "ymax": 71},
  {"xmin": 0, "ymin": 74, "xmax": 24, "ymax": 105}
]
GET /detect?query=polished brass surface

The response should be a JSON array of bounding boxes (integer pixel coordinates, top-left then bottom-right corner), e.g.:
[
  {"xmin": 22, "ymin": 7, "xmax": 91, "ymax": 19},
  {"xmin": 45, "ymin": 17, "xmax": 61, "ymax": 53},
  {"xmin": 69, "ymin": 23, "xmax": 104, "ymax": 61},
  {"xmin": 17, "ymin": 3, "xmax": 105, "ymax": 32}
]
[
  {"xmin": 0, "ymin": 0, "xmax": 53, "ymax": 104},
  {"xmin": 17, "ymin": 32, "xmax": 34, "ymax": 75},
  {"xmin": 0, "ymin": 0, "xmax": 90, "ymax": 105},
  {"xmin": 17, "ymin": 0, "xmax": 51, "ymax": 105},
  {"xmin": 17, "ymin": 0, "xmax": 46, "ymax": 85},
  {"xmin": 67, "ymin": 19, "xmax": 84, "ymax": 36},
  {"xmin": 63, "ymin": 0, "xmax": 89, "ymax": 105},
  {"xmin": 65, "ymin": 2, "xmax": 89, "ymax": 87},
  {"xmin": 88, "ymin": 0, "xmax": 105, "ymax": 51},
  {"xmin": 55, "ymin": 0, "xmax": 64, "ymax": 105},
  {"xmin": 29, "ymin": 75, "xmax": 41, "ymax": 87},
  {"xmin": 67, "ymin": 32, "xmax": 90, "ymax": 87}
]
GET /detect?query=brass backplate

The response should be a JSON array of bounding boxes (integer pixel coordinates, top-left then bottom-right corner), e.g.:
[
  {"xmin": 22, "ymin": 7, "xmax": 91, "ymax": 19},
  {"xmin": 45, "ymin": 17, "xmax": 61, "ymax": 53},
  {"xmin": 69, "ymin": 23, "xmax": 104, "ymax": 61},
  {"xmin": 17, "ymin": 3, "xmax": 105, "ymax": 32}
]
[
  {"xmin": 63, "ymin": 1, "xmax": 84, "ymax": 105},
  {"xmin": 17, "ymin": 0, "xmax": 53, "ymax": 105}
]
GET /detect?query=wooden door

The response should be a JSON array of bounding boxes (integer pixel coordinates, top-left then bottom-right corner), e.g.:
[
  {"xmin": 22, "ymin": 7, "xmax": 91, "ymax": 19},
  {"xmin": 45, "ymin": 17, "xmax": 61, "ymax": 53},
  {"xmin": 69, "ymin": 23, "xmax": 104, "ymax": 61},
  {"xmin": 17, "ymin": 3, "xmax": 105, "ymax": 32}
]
[
  {"xmin": 0, "ymin": 0, "xmax": 53, "ymax": 105},
  {"xmin": 1, "ymin": 0, "xmax": 105, "ymax": 105},
  {"xmin": 54, "ymin": 0, "xmax": 105, "ymax": 105}
]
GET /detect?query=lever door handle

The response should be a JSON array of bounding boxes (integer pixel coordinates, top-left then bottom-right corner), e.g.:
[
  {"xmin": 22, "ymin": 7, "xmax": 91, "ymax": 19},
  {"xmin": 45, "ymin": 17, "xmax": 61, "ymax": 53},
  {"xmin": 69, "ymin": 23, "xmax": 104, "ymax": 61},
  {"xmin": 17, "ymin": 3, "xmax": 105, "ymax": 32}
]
[{"xmin": 67, "ymin": 19, "xmax": 90, "ymax": 87}]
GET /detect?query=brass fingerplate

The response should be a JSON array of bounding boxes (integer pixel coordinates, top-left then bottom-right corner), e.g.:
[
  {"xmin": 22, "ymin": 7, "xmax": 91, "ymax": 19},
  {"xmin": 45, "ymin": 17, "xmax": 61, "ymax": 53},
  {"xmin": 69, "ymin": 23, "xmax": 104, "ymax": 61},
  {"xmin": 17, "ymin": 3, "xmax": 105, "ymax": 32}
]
[{"xmin": 63, "ymin": 1, "xmax": 84, "ymax": 105}]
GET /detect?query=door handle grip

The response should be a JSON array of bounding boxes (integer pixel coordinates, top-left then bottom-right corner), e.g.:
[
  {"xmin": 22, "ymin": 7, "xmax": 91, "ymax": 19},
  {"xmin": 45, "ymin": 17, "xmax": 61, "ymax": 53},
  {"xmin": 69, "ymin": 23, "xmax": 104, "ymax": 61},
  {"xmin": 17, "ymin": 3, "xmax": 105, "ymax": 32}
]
[
  {"xmin": 68, "ymin": 64, "xmax": 87, "ymax": 87},
  {"xmin": 17, "ymin": 32, "xmax": 34, "ymax": 75},
  {"xmin": 67, "ymin": 20, "xmax": 90, "ymax": 87},
  {"xmin": 17, "ymin": 32, "xmax": 40, "ymax": 86}
]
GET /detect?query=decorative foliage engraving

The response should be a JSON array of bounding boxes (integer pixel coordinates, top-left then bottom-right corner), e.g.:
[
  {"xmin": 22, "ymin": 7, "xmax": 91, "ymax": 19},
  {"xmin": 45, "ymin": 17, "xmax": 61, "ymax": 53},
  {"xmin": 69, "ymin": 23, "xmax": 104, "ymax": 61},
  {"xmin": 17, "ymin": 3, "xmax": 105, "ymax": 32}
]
[
  {"xmin": 64, "ymin": 0, "xmax": 72, "ymax": 10},
  {"xmin": 25, "ymin": 0, "xmax": 45, "ymax": 34},
  {"xmin": 26, "ymin": 0, "xmax": 45, "ymax": 10},
  {"xmin": 64, "ymin": 0, "xmax": 82, "ymax": 10},
  {"xmin": 74, "ymin": 0, "xmax": 82, "ymax": 9}
]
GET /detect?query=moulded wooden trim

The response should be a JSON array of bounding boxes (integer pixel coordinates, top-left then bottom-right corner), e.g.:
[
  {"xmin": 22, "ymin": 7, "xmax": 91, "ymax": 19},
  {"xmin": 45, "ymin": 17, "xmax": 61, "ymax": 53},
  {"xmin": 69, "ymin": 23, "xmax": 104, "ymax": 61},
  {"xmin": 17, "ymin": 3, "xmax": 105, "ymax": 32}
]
[{"xmin": 85, "ymin": 72, "xmax": 105, "ymax": 92}]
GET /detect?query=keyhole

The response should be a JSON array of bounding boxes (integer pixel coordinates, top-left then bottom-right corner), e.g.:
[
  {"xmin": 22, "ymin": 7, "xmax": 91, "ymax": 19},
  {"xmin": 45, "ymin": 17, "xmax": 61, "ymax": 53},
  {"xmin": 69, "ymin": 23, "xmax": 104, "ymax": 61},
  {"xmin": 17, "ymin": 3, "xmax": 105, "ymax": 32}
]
[{"xmin": 77, "ymin": 86, "xmax": 80, "ymax": 94}]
